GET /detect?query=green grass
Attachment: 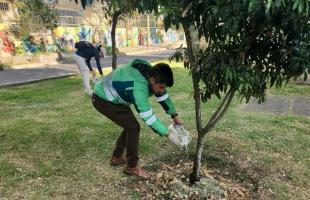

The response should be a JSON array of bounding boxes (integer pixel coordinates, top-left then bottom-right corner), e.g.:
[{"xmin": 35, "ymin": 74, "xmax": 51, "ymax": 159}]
[
  {"xmin": 267, "ymin": 81, "xmax": 310, "ymax": 96},
  {"xmin": 0, "ymin": 62, "xmax": 309, "ymax": 199}
]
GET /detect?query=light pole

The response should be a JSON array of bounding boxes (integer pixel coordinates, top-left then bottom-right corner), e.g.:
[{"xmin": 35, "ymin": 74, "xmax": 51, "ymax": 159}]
[{"xmin": 147, "ymin": 14, "xmax": 150, "ymax": 48}]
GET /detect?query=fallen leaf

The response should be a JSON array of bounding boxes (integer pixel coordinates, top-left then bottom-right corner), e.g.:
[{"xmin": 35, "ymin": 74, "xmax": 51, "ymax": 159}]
[
  {"xmin": 162, "ymin": 163, "xmax": 173, "ymax": 170},
  {"xmin": 170, "ymin": 177, "xmax": 178, "ymax": 184},
  {"xmin": 156, "ymin": 173, "xmax": 163, "ymax": 180},
  {"xmin": 219, "ymin": 182, "xmax": 227, "ymax": 188},
  {"xmin": 203, "ymin": 168, "xmax": 209, "ymax": 176},
  {"xmin": 235, "ymin": 188, "xmax": 245, "ymax": 197}
]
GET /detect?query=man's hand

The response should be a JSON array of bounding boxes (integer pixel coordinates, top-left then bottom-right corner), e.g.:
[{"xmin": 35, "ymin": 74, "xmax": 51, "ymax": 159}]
[
  {"xmin": 91, "ymin": 70, "xmax": 96, "ymax": 78},
  {"xmin": 172, "ymin": 116, "xmax": 183, "ymax": 125}
]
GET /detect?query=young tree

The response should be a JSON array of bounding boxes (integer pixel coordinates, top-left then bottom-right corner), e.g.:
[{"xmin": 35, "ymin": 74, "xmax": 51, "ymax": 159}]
[
  {"xmin": 74, "ymin": 0, "xmax": 309, "ymax": 185},
  {"xmin": 162, "ymin": 0, "xmax": 310, "ymax": 184},
  {"xmin": 16, "ymin": 0, "xmax": 59, "ymax": 52}
]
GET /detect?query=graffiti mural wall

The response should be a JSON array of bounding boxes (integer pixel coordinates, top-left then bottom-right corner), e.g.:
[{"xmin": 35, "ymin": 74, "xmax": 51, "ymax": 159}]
[
  {"xmin": 0, "ymin": 25, "xmax": 96, "ymax": 58},
  {"xmin": 53, "ymin": 26, "xmax": 92, "ymax": 51},
  {"xmin": 99, "ymin": 27, "xmax": 182, "ymax": 48},
  {"xmin": 0, "ymin": 24, "xmax": 15, "ymax": 57},
  {"xmin": 1, "ymin": 22, "xmax": 184, "ymax": 60}
]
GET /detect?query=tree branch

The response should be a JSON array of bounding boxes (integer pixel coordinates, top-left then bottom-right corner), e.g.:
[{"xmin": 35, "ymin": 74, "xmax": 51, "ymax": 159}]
[
  {"xmin": 206, "ymin": 89, "xmax": 232, "ymax": 125},
  {"xmin": 202, "ymin": 89, "xmax": 235, "ymax": 133},
  {"xmin": 182, "ymin": 2, "xmax": 193, "ymax": 18},
  {"xmin": 209, "ymin": 90, "xmax": 235, "ymax": 127}
]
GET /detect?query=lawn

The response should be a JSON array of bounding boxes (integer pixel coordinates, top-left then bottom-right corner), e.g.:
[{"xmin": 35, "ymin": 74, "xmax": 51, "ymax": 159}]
[{"xmin": 0, "ymin": 62, "xmax": 309, "ymax": 199}]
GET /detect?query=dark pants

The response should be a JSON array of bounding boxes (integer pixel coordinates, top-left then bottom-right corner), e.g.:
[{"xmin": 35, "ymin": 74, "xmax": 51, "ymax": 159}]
[{"xmin": 92, "ymin": 93, "xmax": 140, "ymax": 167}]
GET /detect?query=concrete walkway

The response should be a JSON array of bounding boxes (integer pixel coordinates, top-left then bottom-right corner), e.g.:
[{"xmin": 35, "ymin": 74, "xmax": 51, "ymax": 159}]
[
  {"xmin": 0, "ymin": 64, "xmax": 77, "ymax": 87},
  {"xmin": 1, "ymin": 45, "xmax": 309, "ymax": 118},
  {"xmin": 0, "ymin": 49, "xmax": 176, "ymax": 88},
  {"xmin": 239, "ymin": 96, "xmax": 310, "ymax": 117}
]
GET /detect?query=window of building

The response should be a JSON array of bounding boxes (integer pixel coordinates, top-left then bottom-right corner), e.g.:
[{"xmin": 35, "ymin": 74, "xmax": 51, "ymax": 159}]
[
  {"xmin": 0, "ymin": 2, "xmax": 9, "ymax": 11},
  {"xmin": 56, "ymin": 9, "xmax": 83, "ymax": 26}
]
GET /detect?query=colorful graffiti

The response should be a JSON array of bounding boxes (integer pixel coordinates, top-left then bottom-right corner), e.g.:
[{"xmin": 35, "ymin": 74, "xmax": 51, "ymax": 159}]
[
  {"xmin": 23, "ymin": 35, "xmax": 36, "ymax": 53},
  {"xmin": 100, "ymin": 26, "xmax": 111, "ymax": 47},
  {"xmin": 78, "ymin": 27, "xmax": 91, "ymax": 41},
  {"xmin": 99, "ymin": 26, "xmax": 177, "ymax": 48},
  {"xmin": 150, "ymin": 28, "xmax": 164, "ymax": 44},
  {"xmin": 0, "ymin": 23, "xmax": 184, "ymax": 59},
  {"xmin": 53, "ymin": 26, "xmax": 92, "ymax": 51},
  {"xmin": 0, "ymin": 30, "xmax": 15, "ymax": 54},
  {"xmin": 138, "ymin": 28, "xmax": 147, "ymax": 46}
]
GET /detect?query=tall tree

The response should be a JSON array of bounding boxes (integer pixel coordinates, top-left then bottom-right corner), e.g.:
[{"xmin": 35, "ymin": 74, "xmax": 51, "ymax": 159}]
[
  {"xmin": 16, "ymin": 0, "xmax": 59, "ymax": 52},
  {"xmin": 163, "ymin": 0, "xmax": 310, "ymax": 184},
  {"xmin": 83, "ymin": 3, "xmax": 109, "ymax": 43},
  {"xmin": 75, "ymin": 0, "xmax": 158, "ymax": 69}
]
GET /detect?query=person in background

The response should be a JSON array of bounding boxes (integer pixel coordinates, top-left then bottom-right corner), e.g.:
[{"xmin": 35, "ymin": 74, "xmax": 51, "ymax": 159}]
[
  {"xmin": 96, "ymin": 44, "xmax": 105, "ymax": 58},
  {"xmin": 73, "ymin": 40, "xmax": 103, "ymax": 95},
  {"xmin": 92, "ymin": 59, "xmax": 183, "ymax": 179}
]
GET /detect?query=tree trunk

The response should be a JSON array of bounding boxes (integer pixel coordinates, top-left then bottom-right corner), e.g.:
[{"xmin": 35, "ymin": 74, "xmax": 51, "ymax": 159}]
[
  {"xmin": 190, "ymin": 134, "xmax": 204, "ymax": 184},
  {"xmin": 42, "ymin": 32, "xmax": 48, "ymax": 53},
  {"xmin": 180, "ymin": 4, "xmax": 237, "ymax": 185},
  {"xmin": 92, "ymin": 26, "xmax": 96, "ymax": 43},
  {"xmin": 182, "ymin": 20, "xmax": 204, "ymax": 184},
  {"xmin": 181, "ymin": 22, "xmax": 202, "ymax": 133},
  {"xmin": 192, "ymin": 89, "xmax": 235, "ymax": 184},
  {"xmin": 111, "ymin": 10, "xmax": 122, "ymax": 70},
  {"xmin": 147, "ymin": 14, "xmax": 150, "ymax": 48}
]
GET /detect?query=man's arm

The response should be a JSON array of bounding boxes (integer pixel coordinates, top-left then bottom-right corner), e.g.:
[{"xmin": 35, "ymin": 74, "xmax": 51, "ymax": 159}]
[
  {"xmin": 156, "ymin": 90, "xmax": 183, "ymax": 125},
  {"xmin": 155, "ymin": 90, "xmax": 176, "ymax": 115},
  {"xmin": 85, "ymin": 57, "xmax": 93, "ymax": 71},
  {"xmin": 128, "ymin": 88, "xmax": 169, "ymax": 136},
  {"xmin": 93, "ymin": 51, "xmax": 103, "ymax": 76}
]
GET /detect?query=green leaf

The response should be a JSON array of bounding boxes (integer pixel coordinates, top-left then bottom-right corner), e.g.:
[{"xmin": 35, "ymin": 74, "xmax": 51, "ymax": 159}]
[
  {"xmin": 299, "ymin": 0, "xmax": 305, "ymax": 13},
  {"xmin": 306, "ymin": 0, "xmax": 309, "ymax": 16},
  {"xmin": 164, "ymin": 15, "xmax": 171, "ymax": 32},
  {"xmin": 214, "ymin": 89, "xmax": 221, "ymax": 99},
  {"xmin": 303, "ymin": 72, "xmax": 308, "ymax": 81},
  {"xmin": 270, "ymin": 76, "xmax": 277, "ymax": 87},
  {"xmin": 275, "ymin": 0, "xmax": 282, "ymax": 8},
  {"xmin": 293, "ymin": 0, "xmax": 300, "ymax": 10},
  {"xmin": 276, "ymin": 77, "xmax": 283, "ymax": 88},
  {"xmin": 266, "ymin": 0, "xmax": 272, "ymax": 14}
]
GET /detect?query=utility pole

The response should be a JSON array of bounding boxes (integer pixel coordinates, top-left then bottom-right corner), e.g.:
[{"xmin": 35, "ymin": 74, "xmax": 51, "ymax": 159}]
[{"xmin": 147, "ymin": 14, "xmax": 150, "ymax": 48}]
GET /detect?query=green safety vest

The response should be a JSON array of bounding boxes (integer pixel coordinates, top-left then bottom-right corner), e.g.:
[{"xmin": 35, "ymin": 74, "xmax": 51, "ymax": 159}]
[{"xmin": 94, "ymin": 59, "xmax": 176, "ymax": 136}]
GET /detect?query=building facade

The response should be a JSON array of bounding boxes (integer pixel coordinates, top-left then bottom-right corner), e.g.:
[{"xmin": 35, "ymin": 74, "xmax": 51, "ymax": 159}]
[
  {"xmin": 0, "ymin": 0, "xmax": 18, "ymax": 60},
  {"xmin": 0, "ymin": 0, "xmax": 183, "ymax": 61}
]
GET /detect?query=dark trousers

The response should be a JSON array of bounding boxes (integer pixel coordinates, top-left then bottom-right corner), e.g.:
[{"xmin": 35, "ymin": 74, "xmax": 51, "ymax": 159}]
[{"xmin": 92, "ymin": 93, "xmax": 140, "ymax": 167}]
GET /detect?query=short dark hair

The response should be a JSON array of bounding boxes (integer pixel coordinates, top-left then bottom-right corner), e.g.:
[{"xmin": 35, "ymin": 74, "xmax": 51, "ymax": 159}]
[
  {"xmin": 96, "ymin": 45, "xmax": 102, "ymax": 52},
  {"xmin": 149, "ymin": 63, "xmax": 174, "ymax": 87}
]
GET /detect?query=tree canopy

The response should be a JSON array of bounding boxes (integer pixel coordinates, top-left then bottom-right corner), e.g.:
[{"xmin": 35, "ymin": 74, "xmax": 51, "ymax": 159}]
[
  {"xmin": 161, "ymin": 0, "xmax": 309, "ymax": 183},
  {"xmin": 16, "ymin": 0, "xmax": 59, "ymax": 34},
  {"xmin": 167, "ymin": 0, "xmax": 309, "ymax": 103}
]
